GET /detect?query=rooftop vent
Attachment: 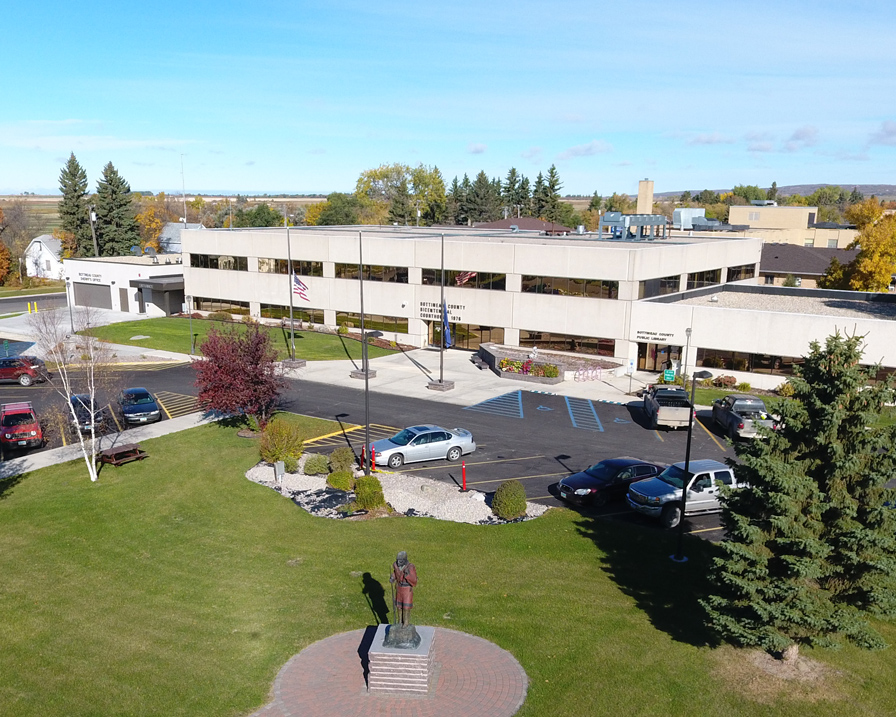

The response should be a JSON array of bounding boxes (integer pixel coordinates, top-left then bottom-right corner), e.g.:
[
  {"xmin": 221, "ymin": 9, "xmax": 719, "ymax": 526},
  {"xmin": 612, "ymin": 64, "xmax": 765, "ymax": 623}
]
[{"xmin": 510, "ymin": 224, "xmax": 519, "ymax": 232}]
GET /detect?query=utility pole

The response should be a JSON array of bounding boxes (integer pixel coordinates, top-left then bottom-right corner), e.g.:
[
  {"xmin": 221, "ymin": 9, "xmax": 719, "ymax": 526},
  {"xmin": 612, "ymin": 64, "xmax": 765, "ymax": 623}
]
[{"xmin": 180, "ymin": 155, "xmax": 188, "ymax": 226}]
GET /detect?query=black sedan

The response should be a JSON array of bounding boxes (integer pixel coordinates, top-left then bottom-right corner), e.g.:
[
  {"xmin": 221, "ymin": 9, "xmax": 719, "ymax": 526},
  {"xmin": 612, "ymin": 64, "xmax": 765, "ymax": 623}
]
[
  {"xmin": 557, "ymin": 457, "xmax": 665, "ymax": 507},
  {"xmin": 70, "ymin": 394, "xmax": 106, "ymax": 435},
  {"xmin": 117, "ymin": 387, "xmax": 162, "ymax": 425}
]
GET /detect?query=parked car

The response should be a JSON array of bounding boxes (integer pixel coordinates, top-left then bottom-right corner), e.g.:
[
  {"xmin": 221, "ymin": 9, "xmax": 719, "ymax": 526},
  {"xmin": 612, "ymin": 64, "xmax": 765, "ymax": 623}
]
[
  {"xmin": 0, "ymin": 357, "xmax": 46, "ymax": 386},
  {"xmin": 369, "ymin": 425, "xmax": 476, "ymax": 468},
  {"xmin": 0, "ymin": 401, "xmax": 44, "ymax": 453},
  {"xmin": 15, "ymin": 355, "xmax": 51, "ymax": 379},
  {"xmin": 626, "ymin": 459, "xmax": 741, "ymax": 529},
  {"xmin": 711, "ymin": 394, "xmax": 777, "ymax": 440},
  {"xmin": 558, "ymin": 457, "xmax": 665, "ymax": 507},
  {"xmin": 642, "ymin": 384, "xmax": 693, "ymax": 430},
  {"xmin": 117, "ymin": 388, "xmax": 162, "ymax": 425},
  {"xmin": 69, "ymin": 394, "xmax": 106, "ymax": 435}
]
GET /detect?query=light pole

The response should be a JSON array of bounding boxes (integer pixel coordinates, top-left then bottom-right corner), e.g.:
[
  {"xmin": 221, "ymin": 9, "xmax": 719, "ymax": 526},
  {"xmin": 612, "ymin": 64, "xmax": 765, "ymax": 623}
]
[
  {"xmin": 65, "ymin": 277, "xmax": 75, "ymax": 334},
  {"xmin": 285, "ymin": 213, "xmax": 295, "ymax": 360},
  {"xmin": 671, "ymin": 368, "xmax": 713, "ymax": 563},
  {"xmin": 185, "ymin": 295, "xmax": 194, "ymax": 354},
  {"xmin": 88, "ymin": 205, "xmax": 99, "ymax": 257}
]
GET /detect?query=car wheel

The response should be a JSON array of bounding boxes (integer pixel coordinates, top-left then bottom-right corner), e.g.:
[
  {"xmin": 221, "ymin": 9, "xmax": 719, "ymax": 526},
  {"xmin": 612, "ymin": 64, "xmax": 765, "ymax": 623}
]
[
  {"xmin": 388, "ymin": 453, "xmax": 404, "ymax": 469},
  {"xmin": 728, "ymin": 425, "xmax": 737, "ymax": 442},
  {"xmin": 18, "ymin": 373, "xmax": 33, "ymax": 387},
  {"xmin": 591, "ymin": 492, "xmax": 607, "ymax": 508},
  {"xmin": 660, "ymin": 504, "xmax": 682, "ymax": 529},
  {"xmin": 446, "ymin": 446, "xmax": 462, "ymax": 462}
]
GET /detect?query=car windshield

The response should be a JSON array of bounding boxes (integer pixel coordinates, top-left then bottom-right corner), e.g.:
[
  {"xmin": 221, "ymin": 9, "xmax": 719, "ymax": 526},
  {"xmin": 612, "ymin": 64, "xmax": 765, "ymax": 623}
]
[
  {"xmin": 389, "ymin": 428, "xmax": 417, "ymax": 446},
  {"xmin": 657, "ymin": 465, "xmax": 689, "ymax": 489},
  {"xmin": 2, "ymin": 413, "xmax": 35, "ymax": 427},
  {"xmin": 584, "ymin": 463, "xmax": 617, "ymax": 480},
  {"xmin": 122, "ymin": 393, "xmax": 154, "ymax": 406}
]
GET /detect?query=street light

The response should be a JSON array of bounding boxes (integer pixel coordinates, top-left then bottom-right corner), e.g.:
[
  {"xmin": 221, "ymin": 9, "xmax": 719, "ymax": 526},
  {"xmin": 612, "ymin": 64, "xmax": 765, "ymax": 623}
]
[
  {"xmin": 65, "ymin": 277, "xmax": 75, "ymax": 334},
  {"xmin": 185, "ymin": 295, "xmax": 194, "ymax": 354},
  {"xmin": 88, "ymin": 205, "xmax": 99, "ymax": 257},
  {"xmin": 671, "ymin": 368, "xmax": 713, "ymax": 563}
]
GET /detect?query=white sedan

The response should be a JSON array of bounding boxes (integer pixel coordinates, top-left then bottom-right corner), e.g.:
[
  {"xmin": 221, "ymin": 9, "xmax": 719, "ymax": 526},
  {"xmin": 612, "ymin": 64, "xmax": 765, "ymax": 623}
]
[{"xmin": 369, "ymin": 425, "xmax": 476, "ymax": 469}]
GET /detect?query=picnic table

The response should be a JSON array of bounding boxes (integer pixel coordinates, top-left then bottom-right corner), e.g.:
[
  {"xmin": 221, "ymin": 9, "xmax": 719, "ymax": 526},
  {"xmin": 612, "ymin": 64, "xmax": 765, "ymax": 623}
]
[{"xmin": 97, "ymin": 443, "xmax": 148, "ymax": 467}]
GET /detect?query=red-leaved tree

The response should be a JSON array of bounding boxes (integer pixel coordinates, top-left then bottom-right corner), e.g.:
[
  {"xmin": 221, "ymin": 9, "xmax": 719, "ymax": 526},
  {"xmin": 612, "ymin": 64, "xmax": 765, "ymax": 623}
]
[{"xmin": 194, "ymin": 321, "xmax": 285, "ymax": 428}]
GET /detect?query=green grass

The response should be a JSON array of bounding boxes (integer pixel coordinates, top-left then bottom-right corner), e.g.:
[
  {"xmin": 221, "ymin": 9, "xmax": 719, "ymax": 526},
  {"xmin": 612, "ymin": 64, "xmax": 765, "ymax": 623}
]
[
  {"xmin": 86, "ymin": 318, "xmax": 398, "ymax": 361},
  {"xmin": 2, "ymin": 421, "xmax": 896, "ymax": 716},
  {"xmin": 0, "ymin": 282, "xmax": 65, "ymax": 298}
]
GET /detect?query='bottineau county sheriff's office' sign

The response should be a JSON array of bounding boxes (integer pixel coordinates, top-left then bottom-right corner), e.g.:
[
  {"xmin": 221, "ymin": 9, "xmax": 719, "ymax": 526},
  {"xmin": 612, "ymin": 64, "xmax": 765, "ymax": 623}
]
[
  {"xmin": 77, "ymin": 272, "xmax": 104, "ymax": 284},
  {"xmin": 419, "ymin": 301, "xmax": 465, "ymax": 322}
]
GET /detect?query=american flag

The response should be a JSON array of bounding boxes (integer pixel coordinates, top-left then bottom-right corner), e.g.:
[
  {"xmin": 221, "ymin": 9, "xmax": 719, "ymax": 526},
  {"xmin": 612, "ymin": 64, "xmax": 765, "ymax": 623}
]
[
  {"xmin": 455, "ymin": 271, "xmax": 477, "ymax": 286},
  {"xmin": 292, "ymin": 274, "xmax": 309, "ymax": 302}
]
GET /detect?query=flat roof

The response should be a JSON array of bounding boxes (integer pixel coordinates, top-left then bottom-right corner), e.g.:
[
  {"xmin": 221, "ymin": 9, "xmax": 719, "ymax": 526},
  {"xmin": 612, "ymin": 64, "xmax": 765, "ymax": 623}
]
[
  {"xmin": 677, "ymin": 290, "xmax": 896, "ymax": 321},
  {"xmin": 64, "ymin": 255, "xmax": 183, "ymax": 266},
  {"xmin": 188, "ymin": 224, "xmax": 756, "ymax": 250}
]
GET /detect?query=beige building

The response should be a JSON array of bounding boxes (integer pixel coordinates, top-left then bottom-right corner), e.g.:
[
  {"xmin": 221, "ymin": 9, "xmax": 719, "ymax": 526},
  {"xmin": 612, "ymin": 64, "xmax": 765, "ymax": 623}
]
[{"xmin": 728, "ymin": 204, "xmax": 857, "ymax": 248}]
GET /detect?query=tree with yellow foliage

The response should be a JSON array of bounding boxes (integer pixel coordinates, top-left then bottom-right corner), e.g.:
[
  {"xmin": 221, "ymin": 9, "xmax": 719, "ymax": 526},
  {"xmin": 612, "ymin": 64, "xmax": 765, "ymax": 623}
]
[
  {"xmin": 135, "ymin": 202, "xmax": 164, "ymax": 252},
  {"xmin": 844, "ymin": 197, "xmax": 884, "ymax": 230},
  {"xmin": 303, "ymin": 201, "xmax": 327, "ymax": 226},
  {"xmin": 848, "ymin": 215, "xmax": 896, "ymax": 292}
]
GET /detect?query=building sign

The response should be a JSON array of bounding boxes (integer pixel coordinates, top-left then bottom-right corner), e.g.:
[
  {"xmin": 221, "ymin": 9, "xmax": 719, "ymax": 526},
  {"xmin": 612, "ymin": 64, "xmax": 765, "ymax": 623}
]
[
  {"xmin": 419, "ymin": 301, "xmax": 465, "ymax": 322},
  {"xmin": 635, "ymin": 329, "xmax": 678, "ymax": 344},
  {"xmin": 77, "ymin": 272, "xmax": 104, "ymax": 284}
]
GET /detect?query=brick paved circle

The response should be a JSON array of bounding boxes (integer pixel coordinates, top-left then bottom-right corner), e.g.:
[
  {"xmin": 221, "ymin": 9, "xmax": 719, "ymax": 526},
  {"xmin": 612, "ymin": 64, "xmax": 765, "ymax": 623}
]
[{"xmin": 248, "ymin": 627, "xmax": 528, "ymax": 717}]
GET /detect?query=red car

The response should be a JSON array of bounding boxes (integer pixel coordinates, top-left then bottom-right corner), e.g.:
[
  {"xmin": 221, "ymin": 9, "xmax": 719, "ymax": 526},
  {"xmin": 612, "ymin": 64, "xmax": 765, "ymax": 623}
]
[{"xmin": 0, "ymin": 357, "xmax": 46, "ymax": 386}]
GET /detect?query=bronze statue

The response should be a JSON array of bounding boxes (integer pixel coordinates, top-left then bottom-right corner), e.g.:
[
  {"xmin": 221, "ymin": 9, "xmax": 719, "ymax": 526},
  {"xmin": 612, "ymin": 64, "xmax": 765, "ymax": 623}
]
[{"xmin": 384, "ymin": 550, "xmax": 421, "ymax": 649}]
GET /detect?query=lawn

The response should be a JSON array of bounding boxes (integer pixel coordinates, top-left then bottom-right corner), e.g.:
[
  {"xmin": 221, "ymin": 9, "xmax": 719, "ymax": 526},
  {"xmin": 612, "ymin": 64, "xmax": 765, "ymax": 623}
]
[
  {"xmin": 0, "ymin": 282, "xmax": 65, "ymax": 298},
  {"xmin": 86, "ymin": 317, "xmax": 399, "ymax": 361},
  {"xmin": 2, "ymin": 420, "xmax": 895, "ymax": 716}
]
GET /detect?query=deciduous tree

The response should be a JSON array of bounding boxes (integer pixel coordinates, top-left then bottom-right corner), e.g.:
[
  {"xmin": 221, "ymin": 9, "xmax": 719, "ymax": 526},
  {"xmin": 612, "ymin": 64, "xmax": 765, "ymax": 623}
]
[
  {"xmin": 194, "ymin": 320, "xmax": 285, "ymax": 428},
  {"xmin": 703, "ymin": 333, "xmax": 896, "ymax": 657},
  {"xmin": 847, "ymin": 215, "xmax": 896, "ymax": 291},
  {"xmin": 318, "ymin": 193, "xmax": 361, "ymax": 226},
  {"xmin": 845, "ymin": 197, "xmax": 884, "ymax": 230}
]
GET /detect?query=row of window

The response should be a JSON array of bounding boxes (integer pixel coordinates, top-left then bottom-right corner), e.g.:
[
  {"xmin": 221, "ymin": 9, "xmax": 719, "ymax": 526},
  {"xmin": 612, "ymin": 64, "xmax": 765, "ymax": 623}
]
[
  {"xmin": 190, "ymin": 254, "xmax": 249, "ymax": 271},
  {"xmin": 521, "ymin": 275, "xmax": 619, "ymax": 299},
  {"xmin": 259, "ymin": 258, "xmax": 324, "ymax": 276},
  {"xmin": 639, "ymin": 275, "xmax": 680, "ymax": 299},
  {"xmin": 421, "ymin": 270, "xmax": 507, "ymax": 291},
  {"xmin": 192, "ymin": 297, "xmax": 250, "ymax": 314},
  {"xmin": 335, "ymin": 264, "xmax": 409, "ymax": 283},
  {"xmin": 335, "ymin": 312, "xmax": 409, "ymax": 333},
  {"xmin": 520, "ymin": 330, "xmax": 615, "ymax": 357},
  {"xmin": 259, "ymin": 304, "xmax": 326, "ymax": 324}
]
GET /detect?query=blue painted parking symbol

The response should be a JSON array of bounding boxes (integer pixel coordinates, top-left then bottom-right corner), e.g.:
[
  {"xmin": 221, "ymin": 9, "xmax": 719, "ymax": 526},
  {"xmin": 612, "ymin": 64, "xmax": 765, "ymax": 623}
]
[
  {"xmin": 614, "ymin": 417, "xmax": 631, "ymax": 424},
  {"xmin": 536, "ymin": 405, "xmax": 553, "ymax": 411}
]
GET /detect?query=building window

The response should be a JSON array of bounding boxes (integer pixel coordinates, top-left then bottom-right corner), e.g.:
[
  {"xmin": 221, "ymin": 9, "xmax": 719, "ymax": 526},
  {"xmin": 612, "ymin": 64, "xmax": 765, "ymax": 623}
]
[
  {"xmin": 686, "ymin": 269, "xmax": 722, "ymax": 290},
  {"xmin": 520, "ymin": 330, "xmax": 615, "ymax": 356},
  {"xmin": 521, "ymin": 275, "xmax": 618, "ymax": 299},
  {"xmin": 764, "ymin": 275, "xmax": 775, "ymax": 285},
  {"xmin": 727, "ymin": 264, "xmax": 756, "ymax": 282},
  {"xmin": 260, "ymin": 303, "xmax": 324, "ymax": 324},
  {"xmin": 639, "ymin": 274, "xmax": 680, "ymax": 299},
  {"xmin": 421, "ymin": 269, "xmax": 506, "ymax": 290},
  {"xmin": 258, "ymin": 258, "xmax": 323, "ymax": 276},
  {"xmin": 335, "ymin": 264, "xmax": 409, "ymax": 283},
  {"xmin": 697, "ymin": 348, "xmax": 803, "ymax": 376},
  {"xmin": 335, "ymin": 312, "xmax": 409, "ymax": 333},
  {"xmin": 432, "ymin": 324, "xmax": 504, "ymax": 351},
  {"xmin": 193, "ymin": 297, "xmax": 250, "ymax": 314},
  {"xmin": 827, "ymin": 239, "xmax": 838, "ymax": 248},
  {"xmin": 45, "ymin": 259, "xmax": 51, "ymax": 271},
  {"xmin": 190, "ymin": 254, "xmax": 248, "ymax": 271},
  {"xmin": 748, "ymin": 211, "xmax": 760, "ymax": 221},
  {"xmin": 804, "ymin": 238, "xmax": 815, "ymax": 247}
]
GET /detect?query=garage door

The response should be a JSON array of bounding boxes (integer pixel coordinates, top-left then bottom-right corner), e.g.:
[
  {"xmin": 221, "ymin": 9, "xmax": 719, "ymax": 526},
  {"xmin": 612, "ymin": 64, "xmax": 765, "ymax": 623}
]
[{"xmin": 73, "ymin": 282, "xmax": 113, "ymax": 309}]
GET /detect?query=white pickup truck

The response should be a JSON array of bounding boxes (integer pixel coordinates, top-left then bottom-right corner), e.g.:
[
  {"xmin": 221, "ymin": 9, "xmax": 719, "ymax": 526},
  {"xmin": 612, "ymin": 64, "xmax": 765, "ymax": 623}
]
[
  {"xmin": 711, "ymin": 394, "xmax": 778, "ymax": 440},
  {"xmin": 642, "ymin": 384, "xmax": 693, "ymax": 430}
]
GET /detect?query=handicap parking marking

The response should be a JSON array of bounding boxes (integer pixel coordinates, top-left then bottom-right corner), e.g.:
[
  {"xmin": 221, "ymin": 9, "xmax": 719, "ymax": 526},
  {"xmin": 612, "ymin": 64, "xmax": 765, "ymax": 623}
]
[
  {"xmin": 464, "ymin": 390, "xmax": 524, "ymax": 419},
  {"xmin": 536, "ymin": 405, "xmax": 553, "ymax": 411},
  {"xmin": 613, "ymin": 417, "xmax": 630, "ymax": 424},
  {"xmin": 564, "ymin": 396, "xmax": 604, "ymax": 432}
]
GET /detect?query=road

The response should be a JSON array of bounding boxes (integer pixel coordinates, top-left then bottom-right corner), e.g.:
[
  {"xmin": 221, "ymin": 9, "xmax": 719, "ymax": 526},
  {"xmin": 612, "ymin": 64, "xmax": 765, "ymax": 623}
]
[
  {"xmin": 1, "ymin": 361, "xmax": 734, "ymax": 539},
  {"xmin": 0, "ymin": 292, "xmax": 67, "ymax": 315}
]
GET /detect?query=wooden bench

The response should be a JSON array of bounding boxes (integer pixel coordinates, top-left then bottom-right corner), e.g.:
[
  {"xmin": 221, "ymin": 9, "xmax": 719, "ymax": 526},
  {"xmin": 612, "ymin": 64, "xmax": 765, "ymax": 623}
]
[{"xmin": 98, "ymin": 443, "xmax": 148, "ymax": 467}]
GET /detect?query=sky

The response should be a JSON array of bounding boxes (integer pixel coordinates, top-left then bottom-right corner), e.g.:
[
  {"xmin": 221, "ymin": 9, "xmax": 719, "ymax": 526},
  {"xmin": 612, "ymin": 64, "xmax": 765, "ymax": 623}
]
[{"xmin": 2, "ymin": 0, "xmax": 894, "ymax": 197}]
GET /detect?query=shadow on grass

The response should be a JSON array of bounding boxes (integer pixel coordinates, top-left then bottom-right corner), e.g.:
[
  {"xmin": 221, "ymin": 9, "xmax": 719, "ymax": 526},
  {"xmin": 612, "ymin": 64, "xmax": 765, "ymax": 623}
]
[
  {"xmin": 0, "ymin": 471, "xmax": 25, "ymax": 497},
  {"xmin": 361, "ymin": 572, "xmax": 390, "ymax": 625},
  {"xmin": 574, "ymin": 511, "xmax": 723, "ymax": 648}
]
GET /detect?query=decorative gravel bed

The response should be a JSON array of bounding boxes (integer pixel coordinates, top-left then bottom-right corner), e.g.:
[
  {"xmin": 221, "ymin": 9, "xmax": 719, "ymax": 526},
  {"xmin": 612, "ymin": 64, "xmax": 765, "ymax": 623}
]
[{"xmin": 245, "ymin": 455, "xmax": 550, "ymax": 525}]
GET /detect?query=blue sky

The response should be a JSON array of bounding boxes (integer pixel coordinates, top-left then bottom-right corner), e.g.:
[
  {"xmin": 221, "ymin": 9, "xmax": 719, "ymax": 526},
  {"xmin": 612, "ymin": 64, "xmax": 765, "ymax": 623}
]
[{"xmin": 2, "ymin": 0, "xmax": 894, "ymax": 196}]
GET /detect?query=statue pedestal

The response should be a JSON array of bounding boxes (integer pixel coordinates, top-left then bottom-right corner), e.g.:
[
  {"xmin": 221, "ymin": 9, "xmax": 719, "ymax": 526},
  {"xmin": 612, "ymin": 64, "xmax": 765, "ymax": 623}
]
[{"xmin": 367, "ymin": 624, "xmax": 435, "ymax": 694}]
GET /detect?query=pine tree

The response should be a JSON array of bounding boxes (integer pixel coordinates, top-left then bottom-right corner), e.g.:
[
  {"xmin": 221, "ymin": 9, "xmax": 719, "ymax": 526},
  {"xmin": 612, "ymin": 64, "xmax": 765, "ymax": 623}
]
[
  {"xmin": 503, "ymin": 168, "xmax": 520, "ymax": 217},
  {"xmin": 767, "ymin": 181, "xmax": 778, "ymax": 201},
  {"xmin": 532, "ymin": 172, "xmax": 547, "ymax": 219},
  {"xmin": 544, "ymin": 164, "xmax": 563, "ymax": 222},
  {"xmin": 703, "ymin": 333, "xmax": 896, "ymax": 656},
  {"xmin": 388, "ymin": 178, "xmax": 413, "ymax": 225},
  {"xmin": 94, "ymin": 162, "xmax": 141, "ymax": 257},
  {"xmin": 58, "ymin": 153, "xmax": 93, "ymax": 257},
  {"xmin": 518, "ymin": 176, "xmax": 532, "ymax": 216},
  {"xmin": 588, "ymin": 191, "xmax": 603, "ymax": 212}
]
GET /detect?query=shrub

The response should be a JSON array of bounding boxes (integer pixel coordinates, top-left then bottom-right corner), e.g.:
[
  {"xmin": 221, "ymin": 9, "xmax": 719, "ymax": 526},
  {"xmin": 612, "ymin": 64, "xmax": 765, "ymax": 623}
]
[
  {"xmin": 735, "ymin": 382, "xmax": 752, "ymax": 392},
  {"xmin": 327, "ymin": 470, "xmax": 354, "ymax": 491},
  {"xmin": 303, "ymin": 453, "xmax": 330, "ymax": 475},
  {"xmin": 337, "ymin": 323, "xmax": 349, "ymax": 335},
  {"xmin": 354, "ymin": 475, "xmax": 386, "ymax": 510},
  {"xmin": 259, "ymin": 420, "xmax": 304, "ymax": 464},
  {"xmin": 712, "ymin": 374, "xmax": 737, "ymax": 388},
  {"xmin": 699, "ymin": 378, "xmax": 714, "ymax": 387},
  {"xmin": 329, "ymin": 446, "xmax": 355, "ymax": 473},
  {"xmin": 284, "ymin": 456, "xmax": 299, "ymax": 473},
  {"xmin": 246, "ymin": 415, "xmax": 260, "ymax": 432},
  {"xmin": 207, "ymin": 311, "xmax": 233, "ymax": 322},
  {"xmin": 491, "ymin": 480, "xmax": 528, "ymax": 520},
  {"xmin": 777, "ymin": 381, "xmax": 796, "ymax": 397}
]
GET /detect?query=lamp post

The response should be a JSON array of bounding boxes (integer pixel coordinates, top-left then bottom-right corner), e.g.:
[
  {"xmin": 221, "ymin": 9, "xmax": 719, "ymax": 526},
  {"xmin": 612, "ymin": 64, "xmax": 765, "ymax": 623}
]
[
  {"xmin": 185, "ymin": 295, "xmax": 194, "ymax": 354},
  {"xmin": 65, "ymin": 277, "xmax": 75, "ymax": 334},
  {"xmin": 285, "ymin": 214, "xmax": 296, "ymax": 360},
  {"xmin": 671, "ymin": 368, "xmax": 713, "ymax": 563},
  {"xmin": 88, "ymin": 205, "xmax": 99, "ymax": 257}
]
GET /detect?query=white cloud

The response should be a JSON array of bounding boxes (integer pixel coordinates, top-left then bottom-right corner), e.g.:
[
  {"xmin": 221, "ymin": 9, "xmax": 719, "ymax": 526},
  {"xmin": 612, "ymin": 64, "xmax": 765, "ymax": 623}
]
[
  {"xmin": 869, "ymin": 120, "xmax": 896, "ymax": 146},
  {"xmin": 557, "ymin": 139, "xmax": 612, "ymax": 160},
  {"xmin": 467, "ymin": 143, "xmax": 487, "ymax": 154},
  {"xmin": 688, "ymin": 132, "xmax": 734, "ymax": 145},
  {"xmin": 521, "ymin": 146, "xmax": 541, "ymax": 160},
  {"xmin": 784, "ymin": 125, "xmax": 819, "ymax": 152},
  {"xmin": 748, "ymin": 141, "xmax": 774, "ymax": 153}
]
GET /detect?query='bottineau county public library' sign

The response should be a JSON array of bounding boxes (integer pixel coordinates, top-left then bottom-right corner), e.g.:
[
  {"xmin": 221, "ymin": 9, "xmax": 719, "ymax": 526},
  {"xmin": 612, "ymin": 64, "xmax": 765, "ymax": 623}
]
[
  {"xmin": 419, "ymin": 301, "xmax": 465, "ymax": 323},
  {"xmin": 634, "ymin": 328, "xmax": 683, "ymax": 345}
]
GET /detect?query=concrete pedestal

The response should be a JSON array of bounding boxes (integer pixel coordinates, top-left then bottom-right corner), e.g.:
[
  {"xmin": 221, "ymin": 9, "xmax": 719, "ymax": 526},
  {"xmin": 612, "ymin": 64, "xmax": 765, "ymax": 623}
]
[
  {"xmin": 350, "ymin": 369, "xmax": 377, "ymax": 379},
  {"xmin": 427, "ymin": 379, "xmax": 455, "ymax": 391},
  {"xmin": 367, "ymin": 624, "xmax": 435, "ymax": 694}
]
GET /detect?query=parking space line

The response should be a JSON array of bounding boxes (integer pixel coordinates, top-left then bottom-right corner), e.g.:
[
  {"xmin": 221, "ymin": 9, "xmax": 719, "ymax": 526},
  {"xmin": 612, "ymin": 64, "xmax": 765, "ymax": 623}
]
[
  {"xmin": 465, "ymin": 471, "xmax": 568, "ymax": 486},
  {"xmin": 696, "ymin": 418, "xmax": 725, "ymax": 451},
  {"xmin": 305, "ymin": 424, "xmax": 363, "ymax": 443},
  {"xmin": 688, "ymin": 525, "xmax": 725, "ymax": 534},
  {"xmin": 398, "ymin": 455, "xmax": 545, "ymax": 473},
  {"xmin": 109, "ymin": 406, "xmax": 122, "ymax": 432},
  {"xmin": 653, "ymin": 429, "xmax": 664, "ymax": 442}
]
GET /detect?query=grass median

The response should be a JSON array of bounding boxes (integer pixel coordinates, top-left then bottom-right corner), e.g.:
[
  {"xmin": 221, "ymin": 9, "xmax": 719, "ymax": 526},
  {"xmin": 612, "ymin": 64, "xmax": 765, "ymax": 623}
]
[
  {"xmin": 1, "ymin": 419, "xmax": 894, "ymax": 716},
  {"xmin": 86, "ymin": 317, "xmax": 398, "ymax": 361}
]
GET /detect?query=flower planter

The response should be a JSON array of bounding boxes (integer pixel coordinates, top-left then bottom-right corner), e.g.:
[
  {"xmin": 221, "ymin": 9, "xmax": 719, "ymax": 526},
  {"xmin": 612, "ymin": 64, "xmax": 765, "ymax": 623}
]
[{"xmin": 496, "ymin": 369, "xmax": 564, "ymax": 385}]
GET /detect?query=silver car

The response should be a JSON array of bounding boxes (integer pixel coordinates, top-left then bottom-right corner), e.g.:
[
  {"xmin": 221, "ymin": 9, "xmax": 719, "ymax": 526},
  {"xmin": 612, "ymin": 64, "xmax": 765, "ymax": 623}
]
[{"xmin": 369, "ymin": 425, "xmax": 476, "ymax": 469}]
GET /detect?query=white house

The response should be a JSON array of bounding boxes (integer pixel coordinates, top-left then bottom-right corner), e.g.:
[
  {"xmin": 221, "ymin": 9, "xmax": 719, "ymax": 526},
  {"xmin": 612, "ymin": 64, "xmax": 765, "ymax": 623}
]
[{"xmin": 24, "ymin": 234, "xmax": 64, "ymax": 279}]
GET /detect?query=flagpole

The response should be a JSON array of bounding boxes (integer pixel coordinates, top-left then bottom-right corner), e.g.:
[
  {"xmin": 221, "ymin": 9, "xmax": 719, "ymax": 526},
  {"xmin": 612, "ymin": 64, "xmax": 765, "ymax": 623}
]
[
  {"xmin": 360, "ymin": 231, "xmax": 372, "ymax": 477},
  {"xmin": 285, "ymin": 215, "xmax": 295, "ymax": 360},
  {"xmin": 440, "ymin": 232, "xmax": 445, "ymax": 385}
]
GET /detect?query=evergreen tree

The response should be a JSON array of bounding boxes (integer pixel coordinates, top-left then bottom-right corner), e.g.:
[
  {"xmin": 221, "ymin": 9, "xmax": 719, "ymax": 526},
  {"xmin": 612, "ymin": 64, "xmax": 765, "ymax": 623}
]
[
  {"xmin": 532, "ymin": 172, "xmax": 547, "ymax": 219},
  {"xmin": 849, "ymin": 186, "xmax": 865, "ymax": 204},
  {"xmin": 518, "ymin": 176, "xmax": 532, "ymax": 216},
  {"xmin": 588, "ymin": 192, "xmax": 603, "ymax": 212},
  {"xmin": 767, "ymin": 181, "xmax": 778, "ymax": 201},
  {"xmin": 544, "ymin": 164, "xmax": 563, "ymax": 222},
  {"xmin": 58, "ymin": 153, "xmax": 93, "ymax": 257},
  {"xmin": 503, "ymin": 168, "xmax": 520, "ymax": 217},
  {"xmin": 459, "ymin": 174, "xmax": 473, "ymax": 226},
  {"xmin": 446, "ymin": 177, "xmax": 463, "ymax": 225},
  {"xmin": 703, "ymin": 333, "xmax": 896, "ymax": 656},
  {"xmin": 388, "ymin": 179, "xmax": 413, "ymax": 225},
  {"xmin": 680, "ymin": 190, "xmax": 693, "ymax": 204},
  {"xmin": 467, "ymin": 171, "xmax": 499, "ymax": 223},
  {"xmin": 94, "ymin": 162, "xmax": 140, "ymax": 257}
]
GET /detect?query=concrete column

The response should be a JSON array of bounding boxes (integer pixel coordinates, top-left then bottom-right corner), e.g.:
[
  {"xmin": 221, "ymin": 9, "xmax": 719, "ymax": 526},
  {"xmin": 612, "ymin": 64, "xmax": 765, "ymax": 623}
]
[{"xmin": 504, "ymin": 327, "xmax": 520, "ymax": 347}]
